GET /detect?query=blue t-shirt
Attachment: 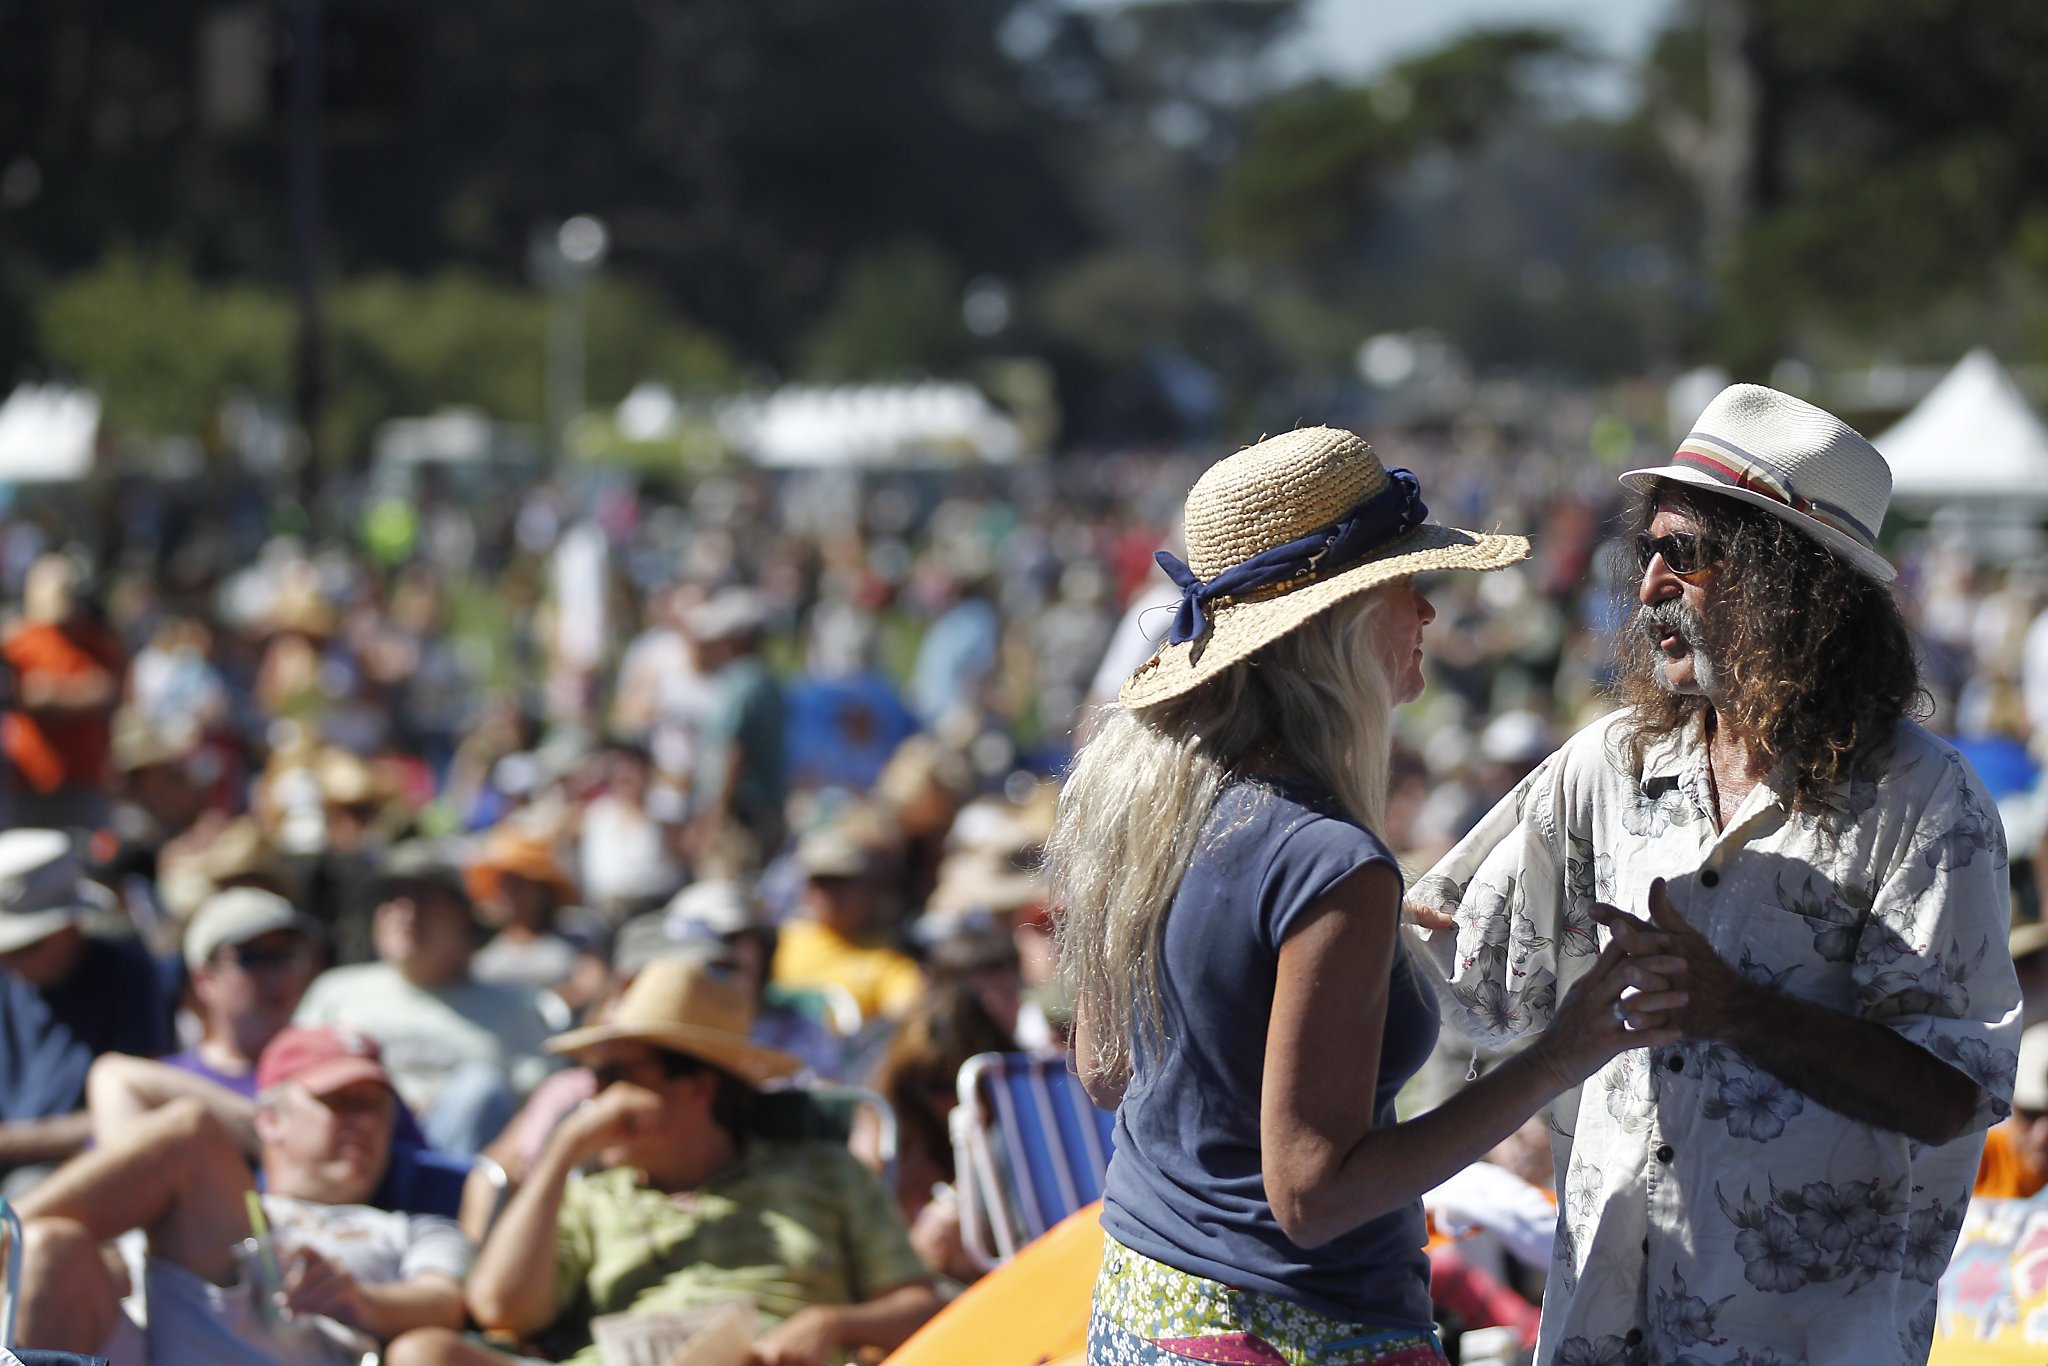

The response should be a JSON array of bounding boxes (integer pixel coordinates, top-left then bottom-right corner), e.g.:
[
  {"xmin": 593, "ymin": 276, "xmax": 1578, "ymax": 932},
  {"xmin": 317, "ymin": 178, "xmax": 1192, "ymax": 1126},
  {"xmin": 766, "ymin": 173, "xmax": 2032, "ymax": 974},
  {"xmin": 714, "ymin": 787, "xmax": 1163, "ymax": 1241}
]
[
  {"xmin": 1101, "ymin": 779, "xmax": 1440, "ymax": 1329},
  {"xmin": 0, "ymin": 935, "xmax": 170, "ymax": 1122}
]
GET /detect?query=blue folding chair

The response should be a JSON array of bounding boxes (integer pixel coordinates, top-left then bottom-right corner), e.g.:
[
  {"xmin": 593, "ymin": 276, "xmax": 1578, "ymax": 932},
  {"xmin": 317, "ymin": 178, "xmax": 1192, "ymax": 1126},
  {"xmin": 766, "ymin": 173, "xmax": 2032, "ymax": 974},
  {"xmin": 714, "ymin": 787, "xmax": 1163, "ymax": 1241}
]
[
  {"xmin": 950, "ymin": 1052, "xmax": 1115, "ymax": 1270},
  {"xmin": 376, "ymin": 1146, "xmax": 509, "ymax": 1231},
  {"xmin": 1, "ymin": 1197, "xmax": 110, "ymax": 1365}
]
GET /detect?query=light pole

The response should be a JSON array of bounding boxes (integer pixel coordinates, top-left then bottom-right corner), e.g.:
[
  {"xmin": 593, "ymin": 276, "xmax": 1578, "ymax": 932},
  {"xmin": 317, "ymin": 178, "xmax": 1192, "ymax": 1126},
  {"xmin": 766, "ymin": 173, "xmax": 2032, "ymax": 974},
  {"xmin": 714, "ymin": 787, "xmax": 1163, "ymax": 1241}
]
[
  {"xmin": 537, "ymin": 215, "xmax": 608, "ymax": 464},
  {"xmin": 289, "ymin": 0, "xmax": 326, "ymax": 504}
]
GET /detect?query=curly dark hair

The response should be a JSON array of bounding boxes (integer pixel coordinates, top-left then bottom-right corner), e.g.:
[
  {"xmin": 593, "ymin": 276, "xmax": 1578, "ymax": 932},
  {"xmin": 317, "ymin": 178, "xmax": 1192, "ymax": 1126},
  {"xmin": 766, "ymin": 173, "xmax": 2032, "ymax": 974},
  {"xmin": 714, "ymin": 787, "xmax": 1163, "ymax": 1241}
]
[{"xmin": 1614, "ymin": 484, "xmax": 1928, "ymax": 817}]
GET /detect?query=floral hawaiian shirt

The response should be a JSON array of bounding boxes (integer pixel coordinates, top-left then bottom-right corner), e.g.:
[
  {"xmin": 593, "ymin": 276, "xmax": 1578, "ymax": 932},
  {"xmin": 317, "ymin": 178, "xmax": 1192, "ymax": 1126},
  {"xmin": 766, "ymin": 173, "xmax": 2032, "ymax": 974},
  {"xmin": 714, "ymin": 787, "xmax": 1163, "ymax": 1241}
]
[{"xmin": 1406, "ymin": 710, "xmax": 2021, "ymax": 1366}]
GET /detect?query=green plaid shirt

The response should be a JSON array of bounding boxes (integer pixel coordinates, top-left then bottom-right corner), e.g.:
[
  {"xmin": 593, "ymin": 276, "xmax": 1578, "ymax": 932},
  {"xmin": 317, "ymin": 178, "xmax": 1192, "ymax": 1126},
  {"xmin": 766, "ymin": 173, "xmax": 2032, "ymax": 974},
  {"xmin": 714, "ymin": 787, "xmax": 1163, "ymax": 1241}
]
[{"xmin": 545, "ymin": 1137, "xmax": 929, "ymax": 1364}]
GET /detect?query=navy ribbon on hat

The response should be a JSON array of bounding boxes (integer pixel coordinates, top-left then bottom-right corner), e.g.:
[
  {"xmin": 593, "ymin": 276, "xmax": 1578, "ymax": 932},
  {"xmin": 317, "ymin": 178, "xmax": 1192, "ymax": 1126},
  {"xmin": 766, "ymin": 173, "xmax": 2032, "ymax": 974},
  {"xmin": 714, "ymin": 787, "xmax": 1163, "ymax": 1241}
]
[{"xmin": 1156, "ymin": 468, "xmax": 1427, "ymax": 646}]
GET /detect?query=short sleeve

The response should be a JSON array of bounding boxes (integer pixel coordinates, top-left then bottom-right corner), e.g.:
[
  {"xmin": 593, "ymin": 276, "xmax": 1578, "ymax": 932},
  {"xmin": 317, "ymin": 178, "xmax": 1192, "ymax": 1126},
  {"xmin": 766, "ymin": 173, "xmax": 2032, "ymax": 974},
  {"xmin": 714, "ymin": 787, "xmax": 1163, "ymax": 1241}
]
[
  {"xmin": 292, "ymin": 971, "xmax": 340, "ymax": 1025},
  {"xmin": 1852, "ymin": 748, "xmax": 2021, "ymax": 1131},
  {"xmin": 398, "ymin": 1213, "xmax": 475, "ymax": 1283},
  {"xmin": 552, "ymin": 1172, "xmax": 599, "ymax": 1315},
  {"xmin": 874, "ymin": 956, "xmax": 929, "ymax": 1019},
  {"xmin": 827, "ymin": 1145, "xmax": 930, "ymax": 1299},
  {"xmin": 1259, "ymin": 813, "xmax": 1398, "ymax": 954},
  {"xmin": 1405, "ymin": 750, "xmax": 1573, "ymax": 1046}
]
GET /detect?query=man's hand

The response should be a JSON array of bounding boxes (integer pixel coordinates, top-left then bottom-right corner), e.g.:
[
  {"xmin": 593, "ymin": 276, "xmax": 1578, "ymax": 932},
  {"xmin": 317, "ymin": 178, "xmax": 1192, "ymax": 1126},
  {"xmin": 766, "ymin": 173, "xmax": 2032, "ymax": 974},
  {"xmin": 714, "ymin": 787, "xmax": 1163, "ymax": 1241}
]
[
  {"xmin": 746, "ymin": 1306, "xmax": 840, "ymax": 1366},
  {"xmin": 557, "ymin": 1084, "xmax": 664, "ymax": 1166},
  {"xmin": 280, "ymin": 1247, "xmax": 368, "ymax": 1328},
  {"xmin": 1594, "ymin": 877, "xmax": 1752, "ymax": 1042},
  {"xmin": 909, "ymin": 1192, "xmax": 970, "ymax": 1282},
  {"xmin": 1527, "ymin": 937, "xmax": 1686, "ymax": 1091}
]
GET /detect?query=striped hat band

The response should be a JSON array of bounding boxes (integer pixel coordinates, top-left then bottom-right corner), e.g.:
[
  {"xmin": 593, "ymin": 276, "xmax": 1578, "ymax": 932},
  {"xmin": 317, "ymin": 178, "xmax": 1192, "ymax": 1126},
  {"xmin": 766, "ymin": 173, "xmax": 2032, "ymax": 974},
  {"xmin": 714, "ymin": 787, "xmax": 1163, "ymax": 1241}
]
[{"xmin": 1673, "ymin": 434, "xmax": 1878, "ymax": 548}]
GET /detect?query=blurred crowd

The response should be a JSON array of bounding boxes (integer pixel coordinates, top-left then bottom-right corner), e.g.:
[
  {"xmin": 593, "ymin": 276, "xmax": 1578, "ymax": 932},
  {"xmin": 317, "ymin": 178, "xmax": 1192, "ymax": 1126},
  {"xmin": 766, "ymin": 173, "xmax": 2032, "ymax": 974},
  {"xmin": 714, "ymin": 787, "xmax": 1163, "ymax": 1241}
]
[{"xmin": 2, "ymin": 427, "xmax": 2045, "ymax": 1356}]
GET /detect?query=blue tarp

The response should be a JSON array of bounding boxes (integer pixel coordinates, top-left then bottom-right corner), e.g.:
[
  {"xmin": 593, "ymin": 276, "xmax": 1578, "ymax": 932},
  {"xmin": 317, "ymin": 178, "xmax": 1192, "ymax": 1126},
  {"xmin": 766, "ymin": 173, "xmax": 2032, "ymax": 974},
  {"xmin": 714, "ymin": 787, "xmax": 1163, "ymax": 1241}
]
[{"xmin": 784, "ymin": 672, "xmax": 920, "ymax": 791}]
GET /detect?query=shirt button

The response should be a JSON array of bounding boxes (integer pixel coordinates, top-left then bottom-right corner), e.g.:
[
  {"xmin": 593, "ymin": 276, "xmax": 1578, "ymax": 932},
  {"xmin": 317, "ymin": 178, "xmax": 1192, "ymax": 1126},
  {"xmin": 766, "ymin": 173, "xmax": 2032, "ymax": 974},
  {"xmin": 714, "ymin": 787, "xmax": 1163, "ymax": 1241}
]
[
  {"xmin": 1640, "ymin": 1237, "xmax": 1649, "ymax": 1254},
  {"xmin": 1656, "ymin": 1143, "xmax": 1674, "ymax": 1163},
  {"xmin": 1699, "ymin": 868, "xmax": 1720, "ymax": 887},
  {"xmin": 1666, "ymin": 1053, "xmax": 1683, "ymax": 1072},
  {"xmin": 1625, "ymin": 1329, "xmax": 1644, "ymax": 1347}
]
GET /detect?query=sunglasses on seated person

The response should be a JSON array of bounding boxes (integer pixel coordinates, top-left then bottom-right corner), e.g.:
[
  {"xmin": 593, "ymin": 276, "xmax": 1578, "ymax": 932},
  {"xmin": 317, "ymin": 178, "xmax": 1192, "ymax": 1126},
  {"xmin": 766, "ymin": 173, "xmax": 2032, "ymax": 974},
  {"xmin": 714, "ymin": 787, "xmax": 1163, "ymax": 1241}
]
[
  {"xmin": 1635, "ymin": 531, "xmax": 1724, "ymax": 580},
  {"xmin": 218, "ymin": 941, "xmax": 311, "ymax": 974},
  {"xmin": 591, "ymin": 1049, "xmax": 711, "ymax": 1092}
]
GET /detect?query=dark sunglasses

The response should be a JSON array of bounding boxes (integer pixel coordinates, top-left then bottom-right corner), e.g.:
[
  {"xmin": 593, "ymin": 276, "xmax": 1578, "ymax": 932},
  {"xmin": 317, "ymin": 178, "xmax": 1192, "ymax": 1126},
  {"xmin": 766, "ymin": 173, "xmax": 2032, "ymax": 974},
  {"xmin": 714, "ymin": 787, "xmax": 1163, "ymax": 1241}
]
[
  {"xmin": 592, "ymin": 1050, "xmax": 706, "ymax": 1091},
  {"xmin": 1635, "ymin": 531, "xmax": 1724, "ymax": 579},
  {"xmin": 221, "ymin": 942, "xmax": 310, "ymax": 973}
]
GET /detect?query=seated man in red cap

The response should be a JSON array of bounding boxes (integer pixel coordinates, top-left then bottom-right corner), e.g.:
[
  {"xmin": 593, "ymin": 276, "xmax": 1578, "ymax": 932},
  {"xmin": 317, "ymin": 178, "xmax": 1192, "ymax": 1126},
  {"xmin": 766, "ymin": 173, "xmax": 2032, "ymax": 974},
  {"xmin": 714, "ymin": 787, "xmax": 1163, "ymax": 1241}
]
[
  {"xmin": 386, "ymin": 958, "xmax": 940, "ymax": 1366},
  {"xmin": 12, "ymin": 1024, "xmax": 471, "ymax": 1365}
]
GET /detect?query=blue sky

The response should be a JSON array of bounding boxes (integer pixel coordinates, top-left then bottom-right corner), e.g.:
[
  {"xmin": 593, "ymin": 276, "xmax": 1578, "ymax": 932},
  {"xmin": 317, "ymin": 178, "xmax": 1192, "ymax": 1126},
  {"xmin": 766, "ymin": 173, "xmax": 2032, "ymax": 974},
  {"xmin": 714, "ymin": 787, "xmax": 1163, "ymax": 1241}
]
[{"xmin": 1283, "ymin": 0, "xmax": 1678, "ymax": 79}]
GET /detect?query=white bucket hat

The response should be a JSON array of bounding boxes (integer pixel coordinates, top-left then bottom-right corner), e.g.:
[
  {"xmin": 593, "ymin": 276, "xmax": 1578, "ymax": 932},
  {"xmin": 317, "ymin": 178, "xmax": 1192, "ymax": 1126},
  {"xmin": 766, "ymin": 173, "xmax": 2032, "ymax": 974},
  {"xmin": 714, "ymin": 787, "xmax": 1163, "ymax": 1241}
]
[
  {"xmin": 0, "ymin": 829, "xmax": 115, "ymax": 954},
  {"xmin": 183, "ymin": 887, "xmax": 321, "ymax": 973},
  {"xmin": 1120, "ymin": 427, "xmax": 1529, "ymax": 709},
  {"xmin": 1622, "ymin": 383, "xmax": 1895, "ymax": 583}
]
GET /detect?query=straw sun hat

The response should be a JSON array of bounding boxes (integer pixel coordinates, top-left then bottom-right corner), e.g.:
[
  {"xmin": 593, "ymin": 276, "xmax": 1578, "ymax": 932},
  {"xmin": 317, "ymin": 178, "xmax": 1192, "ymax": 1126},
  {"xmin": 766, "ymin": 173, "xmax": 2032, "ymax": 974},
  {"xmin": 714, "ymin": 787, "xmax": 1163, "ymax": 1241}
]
[
  {"xmin": 1120, "ymin": 427, "xmax": 1529, "ymax": 709},
  {"xmin": 545, "ymin": 956, "xmax": 801, "ymax": 1087}
]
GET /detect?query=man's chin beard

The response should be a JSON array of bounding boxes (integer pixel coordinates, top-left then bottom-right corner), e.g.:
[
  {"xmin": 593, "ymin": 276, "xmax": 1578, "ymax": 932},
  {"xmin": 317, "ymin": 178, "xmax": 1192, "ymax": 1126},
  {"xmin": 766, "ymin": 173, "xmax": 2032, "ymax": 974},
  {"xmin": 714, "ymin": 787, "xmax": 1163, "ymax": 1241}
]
[{"xmin": 1650, "ymin": 640, "xmax": 1722, "ymax": 697}]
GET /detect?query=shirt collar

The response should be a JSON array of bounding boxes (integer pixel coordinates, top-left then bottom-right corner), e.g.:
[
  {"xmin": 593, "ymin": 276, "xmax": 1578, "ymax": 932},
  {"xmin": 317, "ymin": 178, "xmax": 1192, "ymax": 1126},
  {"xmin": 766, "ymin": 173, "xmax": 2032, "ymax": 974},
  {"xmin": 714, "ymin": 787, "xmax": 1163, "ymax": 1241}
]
[
  {"xmin": 1635, "ymin": 711, "xmax": 1703, "ymax": 792},
  {"xmin": 1633, "ymin": 710, "xmax": 1793, "ymax": 815}
]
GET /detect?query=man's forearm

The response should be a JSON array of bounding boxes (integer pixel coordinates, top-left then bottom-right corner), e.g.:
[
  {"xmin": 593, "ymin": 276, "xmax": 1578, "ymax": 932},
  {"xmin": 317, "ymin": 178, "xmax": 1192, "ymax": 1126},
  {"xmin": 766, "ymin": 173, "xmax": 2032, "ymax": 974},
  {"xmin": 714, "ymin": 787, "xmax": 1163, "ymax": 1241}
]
[
  {"xmin": 814, "ymin": 1282, "xmax": 942, "ymax": 1353},
  {"xmin": 0, "ymin": 1110, "xmax": 92, "ymax": 1169},
  {"xmin": 354, "ymin": 1273, "xmax": 467, "ymax": 1340},
  {"xmin": 1720, "ymin": 983, "xmax": 1980, "ymax": 1144},
  {"xmin": 88, "ymin": 1055, "xmax": 258, "ymax": 1154},
  {"xmin": 465, "ymin": 1138, "xmax": 579, "ymax": 1337}
]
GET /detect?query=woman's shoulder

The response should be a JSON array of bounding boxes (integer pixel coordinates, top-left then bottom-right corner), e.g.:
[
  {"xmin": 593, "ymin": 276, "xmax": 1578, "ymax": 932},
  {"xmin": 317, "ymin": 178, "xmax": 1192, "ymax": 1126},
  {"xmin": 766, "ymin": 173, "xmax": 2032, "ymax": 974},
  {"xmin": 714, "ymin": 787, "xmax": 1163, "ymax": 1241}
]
[{"xmin": 1214, "ymin": 778, "xmax": 1391, "ymax": 869}]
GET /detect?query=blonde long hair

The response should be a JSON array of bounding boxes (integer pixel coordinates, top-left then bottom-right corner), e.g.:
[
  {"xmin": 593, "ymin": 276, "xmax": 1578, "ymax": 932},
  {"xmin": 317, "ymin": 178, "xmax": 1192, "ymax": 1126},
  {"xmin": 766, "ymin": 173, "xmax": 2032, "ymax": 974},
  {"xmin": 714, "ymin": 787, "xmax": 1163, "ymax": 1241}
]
[{"xmin": 1049, "ymin": 588, "xmax": 1397, "ymax": 1088}]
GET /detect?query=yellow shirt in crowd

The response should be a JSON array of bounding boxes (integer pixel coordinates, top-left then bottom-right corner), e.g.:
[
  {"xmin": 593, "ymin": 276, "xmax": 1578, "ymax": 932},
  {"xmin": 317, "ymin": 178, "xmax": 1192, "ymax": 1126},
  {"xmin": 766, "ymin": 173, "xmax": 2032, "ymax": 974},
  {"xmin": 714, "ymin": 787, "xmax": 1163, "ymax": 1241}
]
[{"xmin": 772, "ymin": 920, "xmax": 926, "ymax": 1023}]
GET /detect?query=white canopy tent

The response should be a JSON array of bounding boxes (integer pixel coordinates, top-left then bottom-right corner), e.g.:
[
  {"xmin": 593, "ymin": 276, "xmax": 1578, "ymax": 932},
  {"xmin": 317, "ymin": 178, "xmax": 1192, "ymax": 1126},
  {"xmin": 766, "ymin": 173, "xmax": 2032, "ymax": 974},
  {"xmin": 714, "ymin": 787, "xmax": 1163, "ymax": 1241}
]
[
  {"xmin": 1874, "ymin": 348, "xmax": 2048, "ymax": 509},
  {"xmin": 720, "ymin": 381, "xmax": 1025, "ymax": 468},
  {"xmin": 0, "ymin": 384, "xmax": 99, "ymax": 482}
]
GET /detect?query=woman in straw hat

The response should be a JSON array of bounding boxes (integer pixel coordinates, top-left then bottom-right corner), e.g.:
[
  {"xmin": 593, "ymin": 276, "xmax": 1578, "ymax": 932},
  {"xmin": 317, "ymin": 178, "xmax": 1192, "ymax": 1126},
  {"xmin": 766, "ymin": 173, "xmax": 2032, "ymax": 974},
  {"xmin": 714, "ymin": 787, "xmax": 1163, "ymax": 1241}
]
[{"xmin": 1049, "ymin": 428, "xmax": 1688, "ymax": 1364}]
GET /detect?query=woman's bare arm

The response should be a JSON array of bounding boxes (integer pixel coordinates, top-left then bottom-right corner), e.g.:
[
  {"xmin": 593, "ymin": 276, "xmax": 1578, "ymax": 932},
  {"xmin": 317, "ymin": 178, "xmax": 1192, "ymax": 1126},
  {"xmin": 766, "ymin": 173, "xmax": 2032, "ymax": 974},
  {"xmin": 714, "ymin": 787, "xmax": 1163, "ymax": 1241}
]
[{"xmin": 1261, "ymin": 865, "xmax": 1683, "ymax": 1248}]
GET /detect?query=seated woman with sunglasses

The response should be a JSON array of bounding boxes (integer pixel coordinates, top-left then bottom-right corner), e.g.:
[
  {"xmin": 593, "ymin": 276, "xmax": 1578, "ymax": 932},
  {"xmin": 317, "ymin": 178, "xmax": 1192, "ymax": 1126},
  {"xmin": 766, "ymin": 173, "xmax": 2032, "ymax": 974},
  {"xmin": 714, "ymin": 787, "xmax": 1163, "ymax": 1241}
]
[
  {"xmin": 386, "ymin": 956, "xmax": 941, "ymax": 1366},
  {"xmin": 1051, "ymin": 429, "xmax": 1688, "ymax": 1366}
]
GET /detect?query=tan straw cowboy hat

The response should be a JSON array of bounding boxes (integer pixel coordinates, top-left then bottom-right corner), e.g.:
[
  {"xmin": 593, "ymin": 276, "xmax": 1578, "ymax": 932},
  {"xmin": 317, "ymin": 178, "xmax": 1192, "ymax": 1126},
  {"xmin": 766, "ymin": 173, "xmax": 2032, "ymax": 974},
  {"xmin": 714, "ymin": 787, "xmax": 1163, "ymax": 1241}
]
[
  {"xmin": 545, "ymin": 956, "xmax": 801, "ymax": 1087},
  {"xmin": 1119, "ymin": 427, "xmax": 1529, "ymax": 709}
]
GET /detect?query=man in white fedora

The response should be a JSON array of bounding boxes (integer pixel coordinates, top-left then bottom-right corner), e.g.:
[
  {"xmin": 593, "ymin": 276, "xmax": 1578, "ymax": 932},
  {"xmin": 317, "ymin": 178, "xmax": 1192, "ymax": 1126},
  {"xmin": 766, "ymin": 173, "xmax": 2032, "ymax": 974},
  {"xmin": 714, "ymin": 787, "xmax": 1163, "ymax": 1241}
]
[
  {"xmin": 0, "ymin": 827, "xmax": 168, "ymax": 1197},
  {"xmin": 1409, "ymin": 384, "xmax": 2020, "ymax": 1363},
  {"xmin": 386, "ymin": 956, "xmax": 939, "ymax": 1366}
]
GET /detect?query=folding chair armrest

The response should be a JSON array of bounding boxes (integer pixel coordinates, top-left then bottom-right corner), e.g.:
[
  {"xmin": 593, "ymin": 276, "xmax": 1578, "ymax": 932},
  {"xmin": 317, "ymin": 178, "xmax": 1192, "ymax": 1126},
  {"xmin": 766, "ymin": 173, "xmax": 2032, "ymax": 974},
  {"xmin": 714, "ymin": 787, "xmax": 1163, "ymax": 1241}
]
[{"xmin": 2, "ymin": 1198, "xmax": 21, "ymax": 1353}]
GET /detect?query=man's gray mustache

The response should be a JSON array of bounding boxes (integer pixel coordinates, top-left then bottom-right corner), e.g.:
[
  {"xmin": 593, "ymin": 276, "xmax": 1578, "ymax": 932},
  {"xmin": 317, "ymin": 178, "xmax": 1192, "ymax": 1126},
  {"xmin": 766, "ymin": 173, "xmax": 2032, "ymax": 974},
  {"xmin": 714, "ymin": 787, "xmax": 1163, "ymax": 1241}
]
[{"xmin": 1637, "ymin": 601, "xmax": 1700, "ymax": 640}]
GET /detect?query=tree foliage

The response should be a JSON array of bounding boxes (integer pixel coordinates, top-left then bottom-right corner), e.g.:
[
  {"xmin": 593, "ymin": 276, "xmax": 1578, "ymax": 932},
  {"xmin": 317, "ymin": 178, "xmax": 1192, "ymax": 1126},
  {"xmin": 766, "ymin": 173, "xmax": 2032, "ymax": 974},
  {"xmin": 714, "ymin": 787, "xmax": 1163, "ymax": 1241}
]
[
  {"xmin": 9, "ymin": 0, "xmax": 2048, "ymax": 448},
  {"xmin": 1648, "ymin": 0, "xmax": 2048, "ymax": 368}
]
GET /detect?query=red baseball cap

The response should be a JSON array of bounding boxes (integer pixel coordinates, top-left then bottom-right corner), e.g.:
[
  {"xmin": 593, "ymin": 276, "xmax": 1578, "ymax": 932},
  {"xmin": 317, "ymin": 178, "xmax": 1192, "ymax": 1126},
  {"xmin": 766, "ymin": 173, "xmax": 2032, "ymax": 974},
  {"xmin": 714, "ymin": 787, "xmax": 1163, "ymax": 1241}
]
[{"xmin": 255, "ymin": 1025, "xmax": 392, "ymax": 1098}]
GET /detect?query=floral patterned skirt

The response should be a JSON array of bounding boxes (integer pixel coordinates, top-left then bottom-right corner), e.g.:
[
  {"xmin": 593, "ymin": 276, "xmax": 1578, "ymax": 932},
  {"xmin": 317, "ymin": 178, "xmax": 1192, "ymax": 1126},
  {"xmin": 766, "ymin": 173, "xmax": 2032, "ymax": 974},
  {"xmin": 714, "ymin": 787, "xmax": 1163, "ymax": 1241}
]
[{"xmin": 1087, "ymin": 1234, "xmax": 1450, "ymax": 1366}]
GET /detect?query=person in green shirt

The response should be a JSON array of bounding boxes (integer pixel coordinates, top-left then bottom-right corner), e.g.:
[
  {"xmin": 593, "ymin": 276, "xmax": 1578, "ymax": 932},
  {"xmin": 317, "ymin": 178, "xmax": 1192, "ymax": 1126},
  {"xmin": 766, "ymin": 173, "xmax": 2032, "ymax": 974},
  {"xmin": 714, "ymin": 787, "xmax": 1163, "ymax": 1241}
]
[{"xmin": 385, "ymin": 957, "xmax": 940, "ymax": 1366}]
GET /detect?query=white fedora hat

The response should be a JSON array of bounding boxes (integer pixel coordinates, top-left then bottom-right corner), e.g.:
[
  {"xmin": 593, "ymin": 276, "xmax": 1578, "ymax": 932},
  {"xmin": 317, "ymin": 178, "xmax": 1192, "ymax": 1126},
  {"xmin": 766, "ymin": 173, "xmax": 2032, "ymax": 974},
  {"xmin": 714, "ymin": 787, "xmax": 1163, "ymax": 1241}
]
[
  {"xmin": 1622, "ymin": 383, "xmax": 1895, "ymax": 583},
  {"xmin": 0, "ymin": 829, "xmax": 115, "ymax": 954}
]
